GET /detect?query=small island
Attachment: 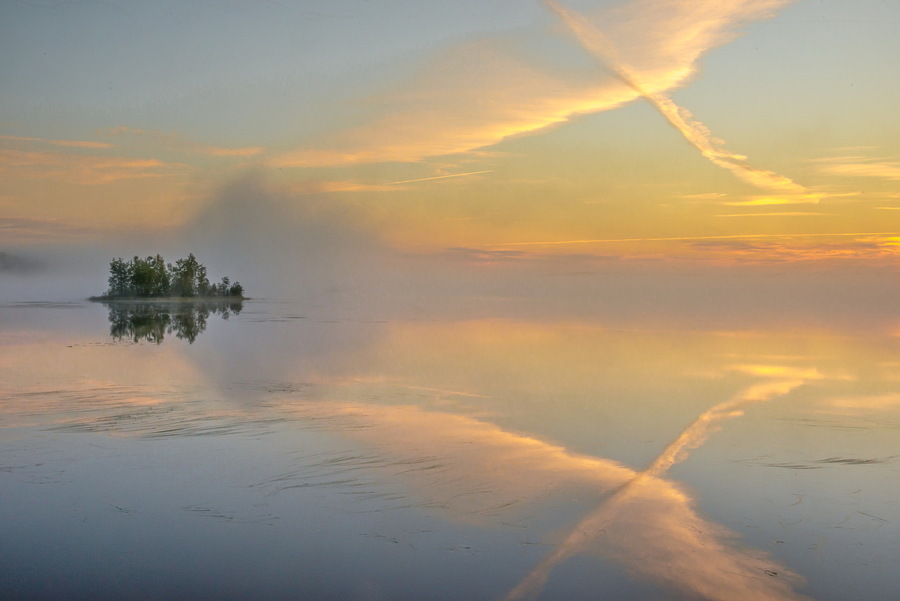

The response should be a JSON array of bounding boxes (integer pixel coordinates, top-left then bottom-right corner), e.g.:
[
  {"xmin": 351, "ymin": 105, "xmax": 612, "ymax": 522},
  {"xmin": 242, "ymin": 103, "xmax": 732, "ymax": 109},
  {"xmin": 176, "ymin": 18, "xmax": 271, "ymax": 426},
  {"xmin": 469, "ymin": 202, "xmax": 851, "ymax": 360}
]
[{"xmin": 90, "ymin": 253, "xmax": 244, "ymax": 300}]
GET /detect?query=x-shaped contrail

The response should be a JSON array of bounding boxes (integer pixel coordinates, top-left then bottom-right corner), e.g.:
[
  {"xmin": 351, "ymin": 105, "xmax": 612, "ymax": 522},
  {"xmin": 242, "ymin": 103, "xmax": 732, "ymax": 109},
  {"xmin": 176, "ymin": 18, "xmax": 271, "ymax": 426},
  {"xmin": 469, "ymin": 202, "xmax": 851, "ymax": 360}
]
[{"xmin": 543, "ymin": 0, "xmax": 808, "ymax": 199}]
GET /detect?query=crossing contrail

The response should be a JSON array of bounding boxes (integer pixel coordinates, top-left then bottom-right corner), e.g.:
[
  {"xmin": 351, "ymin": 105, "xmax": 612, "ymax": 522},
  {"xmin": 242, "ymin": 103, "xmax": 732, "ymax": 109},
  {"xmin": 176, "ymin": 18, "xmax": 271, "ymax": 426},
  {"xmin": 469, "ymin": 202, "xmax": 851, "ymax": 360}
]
[{"xmin": 543, "ymin": 0, "xmax": 806, "ymax": 197}]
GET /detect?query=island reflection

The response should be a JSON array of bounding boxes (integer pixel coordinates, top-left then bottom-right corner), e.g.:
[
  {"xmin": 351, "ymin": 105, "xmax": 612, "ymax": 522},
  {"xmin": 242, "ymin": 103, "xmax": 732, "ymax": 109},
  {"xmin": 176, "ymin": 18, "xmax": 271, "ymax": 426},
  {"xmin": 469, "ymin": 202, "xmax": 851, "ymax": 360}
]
[{"xmin": 102, "ymin": 300, "xmax": 243, "ymax": 344}]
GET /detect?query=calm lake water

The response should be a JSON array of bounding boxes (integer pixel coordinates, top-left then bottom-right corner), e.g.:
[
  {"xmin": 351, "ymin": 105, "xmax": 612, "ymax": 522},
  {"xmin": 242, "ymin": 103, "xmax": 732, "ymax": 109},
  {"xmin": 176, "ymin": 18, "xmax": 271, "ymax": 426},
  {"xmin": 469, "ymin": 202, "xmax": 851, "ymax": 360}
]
[{"xmin": 2, "ymin": 297, "xmax": 898, "ymax": 600}]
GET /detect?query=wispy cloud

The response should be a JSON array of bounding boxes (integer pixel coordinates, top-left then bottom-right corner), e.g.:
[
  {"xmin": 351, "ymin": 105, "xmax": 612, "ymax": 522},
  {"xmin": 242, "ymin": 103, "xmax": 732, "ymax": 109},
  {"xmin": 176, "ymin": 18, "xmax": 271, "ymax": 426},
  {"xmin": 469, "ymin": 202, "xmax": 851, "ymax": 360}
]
[
  {"xmin": 492, "ymin": 231, "xmax": 900, "ymax": 247},
  {"xmin": 823, "ymin": 393, "xmax": 900, "ymax": 413},
  {"xmin": 816, "ymin": 156, "xmax": 900, "ymax": 181},
  {"xmin": 282, "ymin": 170, "xmax": 494, "ymax": 197},
  {"xmin": 682, "ymin": 192, "xmax": 728, "ymax": 200},
  {"xmin": 544, "ymin": 0, "xmax": 804, "ymax": 195},
  {"xmin": 0, "ymin": 149, "xmax": 185, "ymax": 185},
  {"xmin": 688, "ymin": 236, "xmax": 900, "ymax": 262},
  {"xmin": 272, "ymin": 41, "xmax": 638, "ymax": 167},
  {"xmin": 273, "ymin": 0, "xmax": 793, "ymax": 168},
  {"xmin": 0, "ymin": 216, "xmax": 119, "ymax": 242},
  {"xmin": 721, "ymin": 194, "xmax": 823, "ymax": 206},
  {"xmin": 288, "ymin": 180, "xmax": 399, "ymax": 195},
  {"xmin": 0, "ymin": 134, "xmax": 115, "ymax": 149},
  {"xmin": 483, "ymin": 231, "xmax": 900, "ymax": 264},
  {"xmin": 715, "ymin": 212, "xmax": 833, "ymax": 217}
]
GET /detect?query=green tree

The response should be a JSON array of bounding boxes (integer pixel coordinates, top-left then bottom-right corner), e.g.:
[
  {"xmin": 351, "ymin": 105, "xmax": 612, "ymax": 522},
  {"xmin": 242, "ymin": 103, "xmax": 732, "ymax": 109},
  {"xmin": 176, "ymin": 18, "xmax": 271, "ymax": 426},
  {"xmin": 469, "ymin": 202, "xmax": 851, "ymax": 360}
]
[
  {"xmin": 130, "ymin": 256, "xmax": 155, "ymax": 297},
  {"xmin": 149, "ymin": 254, "xmax": 170, "ymax": 297},
  {"xmin": 170, "ymin": 253, "xmax": 201, "ymax": 297},
  {"xmin": 100, "ymin": 253, "xmax": 243, "ymax": 299},
  {"xmin": 107, "ymin": 257, "xmax": 132, "ymax": 297}
]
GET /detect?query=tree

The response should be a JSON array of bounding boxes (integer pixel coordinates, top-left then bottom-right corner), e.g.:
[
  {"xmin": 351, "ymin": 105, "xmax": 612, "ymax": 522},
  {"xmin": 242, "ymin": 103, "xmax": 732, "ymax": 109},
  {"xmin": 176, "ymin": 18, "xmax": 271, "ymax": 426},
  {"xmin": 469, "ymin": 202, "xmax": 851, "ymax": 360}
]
[
  {"xmin": 107, "ymin": 257, "xmax": 132, "ymax": 297},
  {"xmin": 130, "ymin": 256, "xmax": 154, "ymax": 297},
  {"xmin": 149, "ymin": 254, "xmax": 170, "ymax": 297},
  {"xmin": 170, "ymin": 253, "xmax": 201, "ymax": 297},
  {"xmin": 98, "ymin": 253, "xmax": 244, "ymax": 299}
]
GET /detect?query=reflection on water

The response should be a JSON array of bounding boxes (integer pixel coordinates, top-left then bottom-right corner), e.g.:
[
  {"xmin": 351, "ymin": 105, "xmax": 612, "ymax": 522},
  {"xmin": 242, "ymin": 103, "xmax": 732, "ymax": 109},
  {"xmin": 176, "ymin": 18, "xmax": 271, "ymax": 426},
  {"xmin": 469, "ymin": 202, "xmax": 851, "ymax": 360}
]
[
  {"xmin": 503, "ymin": 377, "xmax": 816, "ymax": 601},
  {"xmin": 2, "ymin": 302, "xmax": 899, "ymax": 600},
  {"xmin": 102, "ymin": 299, "xmax": 243, "ymax": 344}
]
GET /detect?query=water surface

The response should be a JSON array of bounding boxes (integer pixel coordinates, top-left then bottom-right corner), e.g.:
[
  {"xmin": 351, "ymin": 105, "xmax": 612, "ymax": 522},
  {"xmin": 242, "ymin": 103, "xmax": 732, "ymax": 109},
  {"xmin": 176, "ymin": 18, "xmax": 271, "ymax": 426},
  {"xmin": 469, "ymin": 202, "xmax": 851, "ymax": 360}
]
[{"xmin": 2, "ymin": 298, "xmax": 898, "ymax": 600}]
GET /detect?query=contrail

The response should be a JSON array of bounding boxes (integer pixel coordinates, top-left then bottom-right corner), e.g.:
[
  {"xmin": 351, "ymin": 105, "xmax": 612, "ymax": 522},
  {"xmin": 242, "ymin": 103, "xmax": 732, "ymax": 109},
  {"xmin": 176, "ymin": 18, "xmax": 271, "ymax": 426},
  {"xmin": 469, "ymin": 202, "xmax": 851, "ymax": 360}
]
[
  {"xmin": 388, "ymin": 170, "xmax": 494, "ymax": 185},
  {"xmin": 501, "ymin": 376, "xmax": 811, "ymax": 601},
  {"xmin": 543, "ymin": 0, "xmax": 805, "ymax": 196}
]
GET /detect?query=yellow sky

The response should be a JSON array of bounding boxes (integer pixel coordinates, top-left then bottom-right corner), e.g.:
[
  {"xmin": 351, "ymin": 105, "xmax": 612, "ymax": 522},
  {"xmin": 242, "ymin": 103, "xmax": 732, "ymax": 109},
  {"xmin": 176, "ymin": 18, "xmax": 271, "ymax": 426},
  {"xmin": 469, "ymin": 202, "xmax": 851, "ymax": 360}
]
[{"xmin": 2, "ymin": 0, "xmax": 899, "ymax": 267}]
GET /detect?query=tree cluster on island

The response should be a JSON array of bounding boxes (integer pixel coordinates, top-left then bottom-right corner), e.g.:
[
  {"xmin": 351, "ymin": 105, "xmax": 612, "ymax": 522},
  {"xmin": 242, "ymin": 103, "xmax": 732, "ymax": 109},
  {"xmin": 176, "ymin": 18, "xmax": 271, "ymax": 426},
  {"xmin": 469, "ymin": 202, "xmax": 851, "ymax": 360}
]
[{"xmin": 93, "ymin": 253, "xmax": 244, "ymax": 300}]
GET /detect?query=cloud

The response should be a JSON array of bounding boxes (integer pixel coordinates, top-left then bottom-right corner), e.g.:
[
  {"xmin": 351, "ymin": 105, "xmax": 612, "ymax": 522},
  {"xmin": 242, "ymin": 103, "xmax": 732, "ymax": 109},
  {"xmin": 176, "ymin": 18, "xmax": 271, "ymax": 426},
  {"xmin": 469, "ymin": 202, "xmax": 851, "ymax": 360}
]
[
  {"xmin": 0, "ymin": 134, "xmax": 115, "ymax": 149},
  {"xmin": 0, "ymin": 217, "xmax": 116, "ymax": 242},
  {"xmin": 822, "ymin": 393, "xmax": 900, "ymax": 413},
  {"xmin": 0, "ymin": 148, "xmax": 186, "ymax": 185},
  {"xmin": 281, "ymin": 171, "xmax": 494, "ymax": 195},
  {"xmin": 715, "ymin": 212, "xmax": 833, "ymax": 217},
  {"xmin": 273, "ymin": 0, "xmax": 795, "ymax": 170},
  {"xmin": 289, "ymin": 180, "xmax": 399, "ymax": 194},
  {"xmin": 721, "ymin": 194, "xmax": 823, "ymax": 206},
  {"xmin": 272, "ymin": 39, "xmax": 638, "ymax": 167},
  {"xmin": 816, "ymin": 156, "xmax": 900, "ymax": 181},
  {"xmin": 544, "ymin": 0, "xmax": 805, "ymax": 195},
  {"xmin": 687, "ymin": 236, "xmax": 900, "ymax": 261},
  {"xmin": 682, "ymin": 192, "xmax": 728, "ymax": 199}
]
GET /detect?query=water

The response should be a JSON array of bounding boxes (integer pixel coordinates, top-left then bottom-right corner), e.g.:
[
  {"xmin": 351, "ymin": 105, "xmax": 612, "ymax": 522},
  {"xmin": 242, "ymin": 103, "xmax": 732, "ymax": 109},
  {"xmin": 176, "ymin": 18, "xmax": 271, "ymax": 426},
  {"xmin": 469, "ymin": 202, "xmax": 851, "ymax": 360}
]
[{"xmin": 2, "ymin": 298, "xmax": 898, "ymax": 600}]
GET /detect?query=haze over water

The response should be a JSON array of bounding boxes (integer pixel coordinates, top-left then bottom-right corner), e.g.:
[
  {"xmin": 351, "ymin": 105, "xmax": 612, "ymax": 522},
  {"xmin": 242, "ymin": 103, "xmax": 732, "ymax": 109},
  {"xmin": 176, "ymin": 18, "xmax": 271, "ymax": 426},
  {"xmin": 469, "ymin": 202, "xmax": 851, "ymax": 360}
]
[
  {"xmin": 3, "ymin": 290, "xmax": 899, "ymax": 600},
  {"xmin": 3, "ymin": 0, "xmax": 900, "ymax": 599}
]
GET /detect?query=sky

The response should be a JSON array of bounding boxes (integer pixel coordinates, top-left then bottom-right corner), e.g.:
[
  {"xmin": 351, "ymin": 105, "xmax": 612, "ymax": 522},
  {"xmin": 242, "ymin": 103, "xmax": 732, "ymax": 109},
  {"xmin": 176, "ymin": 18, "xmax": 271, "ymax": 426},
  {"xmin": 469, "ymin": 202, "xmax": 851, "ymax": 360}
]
[{"xmin": 2, "ymin": 0, "xmax": 900, "ymax": 310}]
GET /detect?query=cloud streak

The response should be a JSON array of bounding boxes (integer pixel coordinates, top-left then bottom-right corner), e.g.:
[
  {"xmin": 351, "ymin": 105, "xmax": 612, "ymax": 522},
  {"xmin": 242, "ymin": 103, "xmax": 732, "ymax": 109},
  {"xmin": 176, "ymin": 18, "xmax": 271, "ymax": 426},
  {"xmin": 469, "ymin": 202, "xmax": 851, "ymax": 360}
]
[
  {"xmin": 272, "ymin": 41, "xmax": 639, "ymax": 167},
  {"xmin": 273, "ymin": 0, "xmax": 795, "ymax": 168},
  {"xmin": 0, "ymin": 134, "xmax": 115, "ymax": 149},
  {"xmin": 543, "ymin": 0, "xmax": 805, "ymax": 195},
  {"xmin": 816, "ymin": 156, "xmax": 900, "ymax": 181},
  {"xmin": 0, "ymin": 149, "xmax": 185, "ymax": 185},
  {"xmin": 493, "ymin": 231, "xmax": 900, "ymax": 247}
]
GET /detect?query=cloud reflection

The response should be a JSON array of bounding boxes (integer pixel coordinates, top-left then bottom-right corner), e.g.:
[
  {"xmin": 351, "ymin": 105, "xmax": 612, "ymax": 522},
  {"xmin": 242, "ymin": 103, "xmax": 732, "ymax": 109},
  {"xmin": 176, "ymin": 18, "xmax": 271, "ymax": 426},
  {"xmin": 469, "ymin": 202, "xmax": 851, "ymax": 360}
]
[
  {"xmin": 501, "ymin": 374, "xmax": 813, "ymax": 601},
  {"xmin": 260, "ymin": 371, "xmax": 815, "ymax": 600}
]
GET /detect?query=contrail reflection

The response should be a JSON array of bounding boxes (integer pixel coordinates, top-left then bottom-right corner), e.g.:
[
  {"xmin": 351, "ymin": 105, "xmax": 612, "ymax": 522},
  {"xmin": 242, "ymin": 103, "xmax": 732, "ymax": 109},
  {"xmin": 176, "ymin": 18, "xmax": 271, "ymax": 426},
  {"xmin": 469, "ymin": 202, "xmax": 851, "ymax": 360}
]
[
  {"xmin": 543, "ymin": 0, "xmax": 806, "ymax": 197},
  {"xmin": 502, "ymin": 376, "xmax": 814, "ymax": 601},
  {"xmin": 267, "ymin": 370, "xmax": 814, "ymax": 600}
]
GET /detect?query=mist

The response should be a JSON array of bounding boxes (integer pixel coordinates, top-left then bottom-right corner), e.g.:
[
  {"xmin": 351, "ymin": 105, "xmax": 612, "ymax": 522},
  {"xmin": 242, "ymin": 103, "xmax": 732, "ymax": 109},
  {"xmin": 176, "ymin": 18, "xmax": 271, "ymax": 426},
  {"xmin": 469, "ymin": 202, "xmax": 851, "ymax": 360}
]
[{"xmin": 5, "ymin": 169, "xmax": 900, "ymax": 335}]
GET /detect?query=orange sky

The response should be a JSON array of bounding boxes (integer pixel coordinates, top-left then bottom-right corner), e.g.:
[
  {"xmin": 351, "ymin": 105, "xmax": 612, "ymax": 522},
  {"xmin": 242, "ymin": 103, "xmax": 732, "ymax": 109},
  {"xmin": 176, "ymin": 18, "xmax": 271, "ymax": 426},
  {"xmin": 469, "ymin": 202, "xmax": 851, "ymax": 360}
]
[{"xmin": 2, "ymin": 0, "xmax": 899, "ymax": 267}]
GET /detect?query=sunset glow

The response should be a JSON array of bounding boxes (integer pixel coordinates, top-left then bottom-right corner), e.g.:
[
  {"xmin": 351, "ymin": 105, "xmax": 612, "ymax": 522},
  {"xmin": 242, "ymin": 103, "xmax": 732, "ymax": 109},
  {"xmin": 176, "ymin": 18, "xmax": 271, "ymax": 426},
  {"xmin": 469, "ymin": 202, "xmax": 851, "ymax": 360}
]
[
  {"xmin": 2, "ymin": 0, "xmax": 897, "ymax": 268},
  {"xmin": 3, "ymin": 5, "xmax": 899, "ymax": 598}
]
